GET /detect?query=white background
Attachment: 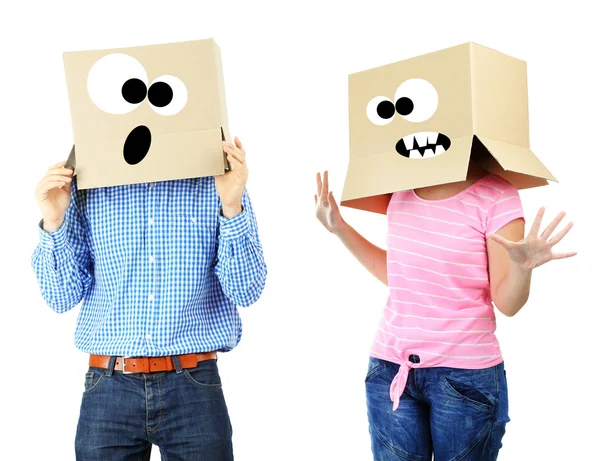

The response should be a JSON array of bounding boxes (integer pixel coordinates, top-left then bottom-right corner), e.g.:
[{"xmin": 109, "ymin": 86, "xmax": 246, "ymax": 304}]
[{"xmin": 1, "ymin": 1, "xmax": 598, "ymax": 459}]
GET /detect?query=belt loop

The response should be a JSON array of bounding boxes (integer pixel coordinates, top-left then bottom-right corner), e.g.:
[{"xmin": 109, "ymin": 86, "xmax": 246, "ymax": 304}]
[
  {"xmin": 106, "ymin": 356, "xmax": 117, "ymax": 377},
  {"xmin": 172, "ymin": 355, "xmax": 183, "ymax": 374}
]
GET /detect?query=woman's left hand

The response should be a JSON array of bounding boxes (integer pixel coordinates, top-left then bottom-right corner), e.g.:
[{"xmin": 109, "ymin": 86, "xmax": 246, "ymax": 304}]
[
  {"xmin": 489, "ymin": 207, "xmax": 577, "ymax": 270},
  {"xmin": 215, "ymin": 136, "xmax": 248, "ymax": 218}
]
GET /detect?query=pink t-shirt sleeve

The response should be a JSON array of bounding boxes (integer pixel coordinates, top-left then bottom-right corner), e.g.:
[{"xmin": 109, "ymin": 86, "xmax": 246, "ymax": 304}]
[{"xmin": 484, "ymin": 181, "xmax": 525, "ymax": 238}]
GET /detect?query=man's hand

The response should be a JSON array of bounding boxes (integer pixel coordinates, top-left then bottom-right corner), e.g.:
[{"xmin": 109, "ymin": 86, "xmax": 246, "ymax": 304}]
[
  {"xmin": 35, "ymin": 161, "xmax": 74, "ymax": 233},
  {"xmin": 215, "ymin": 137, "xmax": 248, "ymax": 218}
]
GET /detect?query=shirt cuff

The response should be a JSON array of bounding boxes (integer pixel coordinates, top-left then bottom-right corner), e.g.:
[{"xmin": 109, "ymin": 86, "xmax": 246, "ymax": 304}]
[
  {"xmin": 218, "ymin": 208, "xmax": 250, "ymax": 240},
  {"xmin": 38, "ymin": 219, "xmax": 68, "ymax": 251}
]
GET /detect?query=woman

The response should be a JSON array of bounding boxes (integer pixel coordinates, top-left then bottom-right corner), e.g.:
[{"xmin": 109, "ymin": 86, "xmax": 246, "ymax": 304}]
[{"xmin": 314, "ymin": 163, "xmax": 575, "ymax": 461}]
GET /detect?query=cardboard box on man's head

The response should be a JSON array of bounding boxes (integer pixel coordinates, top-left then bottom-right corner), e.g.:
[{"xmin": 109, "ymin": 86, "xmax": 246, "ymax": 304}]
[
  {"xmin": 63, "ymin": 38, "xmax": 230, "ymax": 189},
  {"xmin": 341, "ymin": 42, "xmax": 556, "ymax": 214}
]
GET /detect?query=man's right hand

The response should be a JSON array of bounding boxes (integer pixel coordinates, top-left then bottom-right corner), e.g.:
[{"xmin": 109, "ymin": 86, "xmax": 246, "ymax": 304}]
[{"xmin": 36, "ymin": 161, "xmax": 74, "ymax": 233}]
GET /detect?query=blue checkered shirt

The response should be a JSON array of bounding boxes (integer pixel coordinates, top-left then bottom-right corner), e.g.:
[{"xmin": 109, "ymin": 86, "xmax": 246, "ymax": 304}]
[{"xmin": 31, "ymin": 177, "xmax": 267, "ymax": 356}]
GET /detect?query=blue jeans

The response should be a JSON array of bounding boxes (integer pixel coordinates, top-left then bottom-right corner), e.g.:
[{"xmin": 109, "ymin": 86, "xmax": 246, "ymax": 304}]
[
  {"xmin": 366, "ymin": 357, "xmax": 509, "ymax": 461},
  {"xmin": 75, "ymin": 357, "xmax": 233, "ymax": 460}
]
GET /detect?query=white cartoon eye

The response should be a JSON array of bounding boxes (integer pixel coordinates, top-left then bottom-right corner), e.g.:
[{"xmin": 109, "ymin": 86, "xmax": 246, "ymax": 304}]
[
  {"xmin": 148, "ymin": 75, "xmax": 188, "ymax": 116},
  {"xmin": 394, "ymin": 78, "xmax": 438, "ymax": 123},
  {"xmin": 366, "ymin": 96, "xmax": 396, "ymax": 125},
  {"xmin": 87, "ymin": 53, "xmax": 148, "ymax": 114}
]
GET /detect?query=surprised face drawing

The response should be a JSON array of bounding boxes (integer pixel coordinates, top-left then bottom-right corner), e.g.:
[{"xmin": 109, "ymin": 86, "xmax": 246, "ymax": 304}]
[{"xmin": 87, "ymin": 53, "xmax": 188, "ymax": 166}]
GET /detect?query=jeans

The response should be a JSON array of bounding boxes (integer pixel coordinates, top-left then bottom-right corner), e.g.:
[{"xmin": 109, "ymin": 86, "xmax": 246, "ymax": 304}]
[
  {"xmin": 75, "ymin": 357, "xmax": 233, "ymax": 461},
  {"xmin": 366, "ymin": 357, "xmax": 509, "ymax": 461}
]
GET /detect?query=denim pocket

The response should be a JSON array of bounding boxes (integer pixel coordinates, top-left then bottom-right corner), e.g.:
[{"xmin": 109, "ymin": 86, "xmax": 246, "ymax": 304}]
[
  {"xmin": 365, "ymin": 357, "xmax": 392, "ymax": 383},
  {"xmin": 82, "ymin": 368, "xmax": 106, "ymax": 396},
  {"xmin": 441, "ymin": 376, "xmax": 495, "ymax": 412},
  {"xmin": 183, "ymin": 360, "xmax": 222, "ymax": 388}
]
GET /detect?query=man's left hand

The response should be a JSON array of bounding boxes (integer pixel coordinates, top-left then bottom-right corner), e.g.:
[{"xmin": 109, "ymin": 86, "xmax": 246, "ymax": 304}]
[{"xmin": 215, "ymin": 136, "xmax": 248, "ymax": 218}]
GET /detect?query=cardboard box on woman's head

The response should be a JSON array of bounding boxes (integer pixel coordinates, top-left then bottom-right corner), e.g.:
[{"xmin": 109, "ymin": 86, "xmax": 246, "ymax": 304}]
[
  {"xmin": 63, "ymin": 38, "xmax": 230, "ymax": 189},
  {"xmin": 341, "ymin": 42, "xmax": 556, "ymax": 214}
]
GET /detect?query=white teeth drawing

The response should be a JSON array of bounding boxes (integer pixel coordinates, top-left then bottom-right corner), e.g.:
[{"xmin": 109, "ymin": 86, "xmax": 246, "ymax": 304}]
[
  {"xmin": 403, "ymin": 134, "xmax": 415, "ymax": 149},
  {"xmin": 395, "ymin": 131, "xmax": 451, "ymax": 159},
  {"xmin": 415, "ymin": 132, "xmax": 428, "ymax": 148}
]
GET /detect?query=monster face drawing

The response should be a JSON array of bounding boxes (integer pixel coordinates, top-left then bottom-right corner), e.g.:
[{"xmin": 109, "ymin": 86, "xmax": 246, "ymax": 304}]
[{"xmin": 366, "ymin": 78, "xmax": 451, "ymax": 160}]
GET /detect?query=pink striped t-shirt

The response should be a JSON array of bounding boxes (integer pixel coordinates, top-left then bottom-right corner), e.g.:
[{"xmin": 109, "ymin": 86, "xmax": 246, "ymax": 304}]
[{"xmin": 371, "ymin": 174, "xmax": 524, "ymax": 410}]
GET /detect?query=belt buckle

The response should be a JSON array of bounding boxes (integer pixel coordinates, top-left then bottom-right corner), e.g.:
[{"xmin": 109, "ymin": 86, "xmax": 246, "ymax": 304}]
[{"xmin": 121, "ymin": 356, "xmax": 133, "ymax": 374}]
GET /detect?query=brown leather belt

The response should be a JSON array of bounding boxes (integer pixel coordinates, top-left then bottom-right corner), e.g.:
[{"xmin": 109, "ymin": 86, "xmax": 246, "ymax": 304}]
[{"xmin": 89, "ymin": 352, "xmax": 217, "ymax": 374}]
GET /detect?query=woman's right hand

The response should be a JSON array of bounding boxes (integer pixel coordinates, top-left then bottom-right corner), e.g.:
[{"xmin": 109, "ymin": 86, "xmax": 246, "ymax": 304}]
[
  {"xmin": 315, "ymin": 171, "xmax": 345, "ymax": 234},
  {"xmin": 35, "ymin": 161, "xmax": 74, "ymax": 233}
]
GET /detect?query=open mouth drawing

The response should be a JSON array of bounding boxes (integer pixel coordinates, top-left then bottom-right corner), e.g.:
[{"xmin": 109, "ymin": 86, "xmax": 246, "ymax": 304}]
[
  {"xmin": 395, "ymin": 132, "xmax": 451, "ymax": 159},
  {"xmin": 123, "ymin": 125, "xmax": 152, "ymax": 165}
]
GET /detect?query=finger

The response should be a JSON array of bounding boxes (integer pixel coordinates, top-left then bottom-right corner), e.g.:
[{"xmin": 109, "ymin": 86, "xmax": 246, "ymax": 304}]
[
  {"xmin": 540, "ymin": 211, "xmax": 566, "ymax": 240},
  {"xmin": 329, "ymin": 191, "xmax": 341, "ymax": 215},
  {"xmin": 314, "ymin": 194, "xmax": 318, "ymax": 205},
  {"xmin": 38, "ymin": 180, "xmax": 68, "ymax": 196},
  {"xmin": 224, "ymin": 145, "xmax": 245, "ymax": 165},
  {"xmin": 37, "ymin": 177, "xmax": 68, "ymax": 193},
  {"xmin": 316, "ymin": 172, "xmax": 323, "ymax": 197},
  {"xmin": 37, "ymin": 175, "xmax": 72, "ymax": 195},
  {"xmin": 322, "ymin": 170, "xmax": 330, "ymax": 199},
  {"xmin": 47, "ymin": 160, "xmax": 67, "ymax": 172},
  {"xmin": 47, "ymin": 167, "xmax": 74, "ymax": 178},
  {"xmin": 321, "ymin": 183, "xmax": 330, "ymax": 207},
  {"xmin": 551, "ymin": 251, "xmax": 577, "ymax": 260},
  {"xmin": 548, "ymin": 221, "xmax": 574, "ymax": 247},
  {"xmin": 528, "ymin": 206, "xmax": 545, "ymax": 237},
  {"xmin": 43, "ymin": 174, "xmax": 73, "ymax": 184},
  {"xmin": 226, "ymin": 154, "xmax": 243, "ymax": 171},
  {"xmin": 233, "ymin": 136, "xmax": 245, "ymax": 153},
  {"xmin": 488, "ymin": 233, "xmax": 515, "ymax": 251}
]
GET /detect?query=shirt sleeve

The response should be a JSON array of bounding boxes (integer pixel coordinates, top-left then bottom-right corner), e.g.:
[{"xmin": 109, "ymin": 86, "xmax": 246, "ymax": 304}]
[
  {"xmin": 31, "ymin": 180, "xmax": 93, "ymax": 313},
  {"xmin": 485, "ymin": 182, "xmax": 525, "ymax": 238},
  {"xmin": 214, "ymin": 189, "xmax": 267, "ymax": 307}
]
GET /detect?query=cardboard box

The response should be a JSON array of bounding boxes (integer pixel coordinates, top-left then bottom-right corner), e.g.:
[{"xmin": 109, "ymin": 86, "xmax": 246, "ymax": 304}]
[
  {"xmin": 341, "ymin": 42, "xmax": 556, "ymax": 214},
  {"xmin": 63, "ymin": 38, "xmax": 230, "ymax": 189}
]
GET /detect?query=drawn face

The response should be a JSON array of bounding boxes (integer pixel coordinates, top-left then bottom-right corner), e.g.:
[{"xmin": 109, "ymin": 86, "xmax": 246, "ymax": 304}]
[
  {"xmin": 87, "ymin": 53, "xmax": 188, "ymax": 165},
  {"xmin": 366, "ymin": 78, "xmax": 451, "ymax": 160}
]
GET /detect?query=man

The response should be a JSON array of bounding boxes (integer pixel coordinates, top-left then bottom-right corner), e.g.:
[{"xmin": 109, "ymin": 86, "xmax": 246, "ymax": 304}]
[{"xmin": 32, "ymin": 136, "xmax": 266, "ymax": 460}]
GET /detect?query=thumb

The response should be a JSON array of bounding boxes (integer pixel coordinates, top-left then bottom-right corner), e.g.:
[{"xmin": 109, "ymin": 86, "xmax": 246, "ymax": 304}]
[
  {"xmin": 328, "ymin": 191, "xmax": 341, "ymax": 215},
  {"xmin": 488, "ymin": 233, "xmax": 514, "ymax": 251}
]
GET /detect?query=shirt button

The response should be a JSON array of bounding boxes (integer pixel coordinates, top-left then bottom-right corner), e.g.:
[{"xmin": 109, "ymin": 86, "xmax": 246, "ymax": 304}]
[
  {"xmin": 148, "ymin": 294, "xmax": 154, "ymax": 301},
  {"xmin": 148, "ymin": 218, "xmax": 154, "ymax": 225},
  {"xmin": 191, "ymin": 217, "xmax": 197, "ymax": 223},
  {"xmin": 146, "ymin": 333, "xmax": 152, "ymax": 340},
  {"xmin": 149, "ymin": 182, "xmax": 155, "ymax": 188},
  {"xmin": 149, "ymin": 255, "xmax": 155, "ymax": 263}
]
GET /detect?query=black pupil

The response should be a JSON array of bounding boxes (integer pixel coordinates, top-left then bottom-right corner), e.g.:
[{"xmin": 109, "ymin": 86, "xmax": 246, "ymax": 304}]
[
  {"xmin": 122, "ymin": 79, "xmax": 147, "ymax": 104},
  {"xmin": 148, "ymin": 82, "xmax": 173, "ymax": 108},
  {"xmin": 395, "ymin": 97, "xmax": 414, "ymax": 116},
  {"xmin": 376, "ymin": 100, "xmax": 395, "ymax": 119}
]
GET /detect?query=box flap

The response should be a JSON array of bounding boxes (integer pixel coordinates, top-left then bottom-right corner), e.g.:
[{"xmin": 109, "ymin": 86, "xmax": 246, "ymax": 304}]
[
  {"xmin": 75, "ymin": 128, "xmax": 224, "ymax": 189},
  {"xmin": 66, "ymin": 145, "xmax": 76, "ymax": 171},
  {"xmin": 476, "ymin": 135, "xmax": 556, "ymax": 185}
]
